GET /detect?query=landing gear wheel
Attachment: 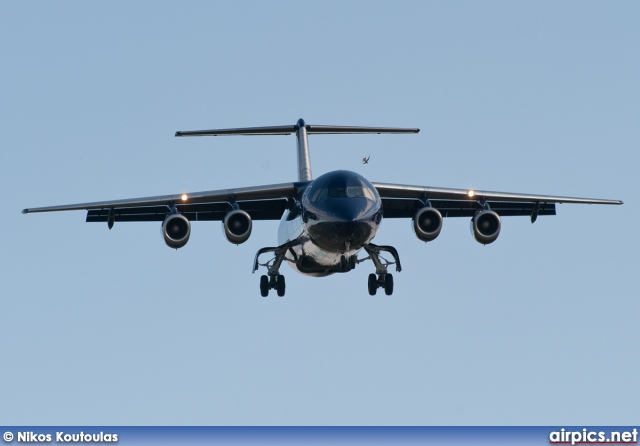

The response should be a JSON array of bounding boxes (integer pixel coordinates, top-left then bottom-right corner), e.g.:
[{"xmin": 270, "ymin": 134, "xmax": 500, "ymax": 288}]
[
  {"xmin": 349, "ymin": 255, "xmax": 357, "ymax": 270},
  {"xmin": 276, "ymin": 275, "xmax": 286, "ymax": 297},
  {"xmin": 340, "ymin": 255, "xmax": 348, "ymax": 271},
  {"xmin": 368, "ymin": 273, "xmax": 378, "ymax": 296},
  {"xmin": 260, "ymin": 275, "xmax": 269, "ymax": 297},
  {"xmin": 384, "ymin": 274, "xmax": 394, "ymax": 296}
]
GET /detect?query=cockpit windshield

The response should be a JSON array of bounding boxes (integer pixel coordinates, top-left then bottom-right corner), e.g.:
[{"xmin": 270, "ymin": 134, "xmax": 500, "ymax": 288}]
[
  {"xmin": 311, "ymin": 182, "xmax": 378, "ymax": 203},
  {"xmin": 311, "ymin": 186, "xmax": 368, "ymax": 202}
]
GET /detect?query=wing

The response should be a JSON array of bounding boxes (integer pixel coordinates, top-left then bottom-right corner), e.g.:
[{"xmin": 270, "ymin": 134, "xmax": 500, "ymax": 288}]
[
  {"xmin": 23, "ymin": 182, "xmax": 309, "ymax": 223},
  {"xmin": 373, "ymin": 182, "xmax": 623, "ymax": 220}
]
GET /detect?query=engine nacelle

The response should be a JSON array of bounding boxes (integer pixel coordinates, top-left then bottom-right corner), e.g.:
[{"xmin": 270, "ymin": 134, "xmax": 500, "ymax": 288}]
[
  {"xmin": 471, "ymin": 209, "xmax": 501, "ymax": 245},
  {"xmin": 223, "ymin": 209, "xmax": 252, "ymax": 244},
  {"xmin": 162, "ymin": 213, "xmax": 191, "ymax": 249},
  {"xmin": 412, "ymin": 207, "xmax": 443, "ymax": 242}
]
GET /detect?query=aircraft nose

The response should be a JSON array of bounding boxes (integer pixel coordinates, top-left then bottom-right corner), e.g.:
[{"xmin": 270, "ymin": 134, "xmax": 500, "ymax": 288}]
[
  {"xmin": 318, "ymin": 197, "xmax": 376, "ymax": 222},
  {"xmin": 330, "ymin": 200, "xmax": 365, "ymax": 221},
  {"xmin": 305, "ymin": 197, "xmax": 380, "ymax": 252}
]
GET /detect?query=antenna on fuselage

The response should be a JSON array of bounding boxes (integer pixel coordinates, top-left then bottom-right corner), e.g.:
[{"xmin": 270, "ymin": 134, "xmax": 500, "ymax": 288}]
[{"xmin": 175, "ymin": 119, "xmax": 419, "ymax": 182}]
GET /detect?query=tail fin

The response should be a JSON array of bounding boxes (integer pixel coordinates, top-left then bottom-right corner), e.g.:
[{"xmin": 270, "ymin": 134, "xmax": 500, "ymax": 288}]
[{"xmin": 175, "ymin": 118, "xmax": 419, "ymax": 182}]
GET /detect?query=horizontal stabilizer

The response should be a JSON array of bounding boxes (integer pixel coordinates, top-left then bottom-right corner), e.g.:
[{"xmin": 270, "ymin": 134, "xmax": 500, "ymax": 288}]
[
  {"xmin": 175, "ymin": 119, "xmax": 420, "ymax": 182},
  {"xmin": 304, "ymin": 125, "xmax": 419, "ymax": 134},
  {"xmin": 176, "ymin": 119, "xmax": 419, "ymax": 137},
  {"xmin": 175, "ymin": 125, "xmax": 297, "ymax": 137}
]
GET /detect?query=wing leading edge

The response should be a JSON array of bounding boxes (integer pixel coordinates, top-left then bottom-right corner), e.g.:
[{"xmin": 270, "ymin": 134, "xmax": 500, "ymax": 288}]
[{"xmin": 23, "ymin": 182, "xmax": 308, "ymax": 223}]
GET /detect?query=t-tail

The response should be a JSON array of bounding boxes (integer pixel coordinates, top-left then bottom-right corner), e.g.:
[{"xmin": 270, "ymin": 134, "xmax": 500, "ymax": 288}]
[{"xmin": 175, "ymin": 118, "xmax": 420, "ymax": 182}]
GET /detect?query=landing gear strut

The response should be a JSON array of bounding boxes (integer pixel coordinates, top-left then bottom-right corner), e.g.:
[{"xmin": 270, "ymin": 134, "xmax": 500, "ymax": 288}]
[{"xmin": 362, "ymin": 243, "xmax": 401, "ymax": 296}]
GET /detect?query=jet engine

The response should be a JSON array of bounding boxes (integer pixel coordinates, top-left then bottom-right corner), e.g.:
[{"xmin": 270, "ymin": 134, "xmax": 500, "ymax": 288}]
[
  {"xmin": 162, "ymin": 213, "xmax": 191, "ymax": 249},
  {"xmin": 223, "ymin": 209, "xmax": 252, "ymax": 244},
  {"xmin": 471, "ymin": 209, "xmax": 501, "ymax": 245},
  {"xmin": 412, "ymin": 207, "xmax": 443, "ymax": 242}
]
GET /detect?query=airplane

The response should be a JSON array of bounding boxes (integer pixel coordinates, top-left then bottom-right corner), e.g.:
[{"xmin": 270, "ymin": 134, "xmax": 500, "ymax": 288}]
[
  {"xmin": 23, "ymin": 118, "xmax": 623, "ymax": 297},
  {"xmin": 362, "ymin": 156, "xmax": 370, "ymax": 164}
]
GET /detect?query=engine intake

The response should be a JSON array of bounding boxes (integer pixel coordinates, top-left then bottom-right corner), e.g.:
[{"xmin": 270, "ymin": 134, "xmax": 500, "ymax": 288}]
[
  {"xmin": 413, "ymin": 207, "xmax": 443, "ymax": 242},
  {"xmin": 162, "ymin": 213, "xmax": 191, "ymax": 249},
  {"xmin": 471, "ymin": 209, "xmax": 501, "ymax": 245},
  {"xmin": 223, "ymin": 209, "xmax": 252, "ymax": 244}
]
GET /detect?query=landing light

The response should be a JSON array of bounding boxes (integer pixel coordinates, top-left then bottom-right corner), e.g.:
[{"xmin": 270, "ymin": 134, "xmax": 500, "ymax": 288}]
[
  {"xmin": 181, "ymin": 194, "xmax": 188, "ymax": 201},
  {"xmin": 467, "ymin": 190, "xmax": 475, "ymax": 198}
]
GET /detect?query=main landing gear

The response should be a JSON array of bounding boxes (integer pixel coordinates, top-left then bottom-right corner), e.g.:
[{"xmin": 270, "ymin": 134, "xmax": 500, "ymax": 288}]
[
  {"xmin": 252, "ymin": 241, "xmax": 402, "ymax": 297},
  {"xmin": 362, "ymin": 243, "xmax": 401, "ymax": 296},
  {"xmin": 260, "ymin": 274, "xmax": 286, "ymax": 297},
  {"xmin": 253, "ymin": 243, "xmax": 294, "ymax": 297},
  {"xmin": 367, "ymin": 272, "xmax": 394, "ymax": 296}
]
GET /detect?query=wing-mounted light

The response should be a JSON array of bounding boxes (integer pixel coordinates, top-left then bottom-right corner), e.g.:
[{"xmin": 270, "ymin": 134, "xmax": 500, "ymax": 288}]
[
  {"xmin": 470, "ymin": 200, "xmax": 501, "ymax": 245},
  {"xmin": 162, "ymin": 207, "xmax": 191, "ymax": 249},
  {"xmin": 412, "ymin": 199, "xmax": 443, "ymax": 242},
  {"xmin": 222, "ymin": 199, "xmax": 252, "ymax": 244}
]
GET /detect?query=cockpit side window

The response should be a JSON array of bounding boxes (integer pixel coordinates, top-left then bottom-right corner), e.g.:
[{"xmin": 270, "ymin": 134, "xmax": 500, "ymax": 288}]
[
  {"xmin": 362, "ymin": 185, "xmax": 375, "ymax": 201},
  {"xmin": 311, "ymin": 187, "xmax": 328, "ymax": 202}
]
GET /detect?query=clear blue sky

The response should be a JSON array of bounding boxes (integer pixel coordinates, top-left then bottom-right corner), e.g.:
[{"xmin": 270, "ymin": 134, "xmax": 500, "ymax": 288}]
[{"xmin": 2, "ymin": 1, "xmax": 638, "ymax": 425}]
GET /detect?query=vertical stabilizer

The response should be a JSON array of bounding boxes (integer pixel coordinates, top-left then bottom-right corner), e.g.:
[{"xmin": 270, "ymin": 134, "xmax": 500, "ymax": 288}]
[{"xmin": 295, "ymin": 118, "xmax": 313, "ymax": 182}]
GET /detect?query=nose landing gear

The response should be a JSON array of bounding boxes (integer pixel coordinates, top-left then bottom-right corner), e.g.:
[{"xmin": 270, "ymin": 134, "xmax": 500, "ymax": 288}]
[{"xmin": 339, "ymin": 254, "xmax": 358, "ymax": 272}]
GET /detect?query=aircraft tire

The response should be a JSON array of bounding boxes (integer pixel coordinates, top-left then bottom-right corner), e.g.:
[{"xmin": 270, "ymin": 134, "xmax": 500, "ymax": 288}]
[
  {"xmin": 276, "ymin": 275, "xmax": 286, "ymax": 297},
  {"xmin": 260, "ymin": 275, "xmax": 269, "ymax": 297},
  {"xmin": 368, "ymin": 273, "xmax": 377, "ymax": 296},
  {"xmin": 384, "ymin": 274, "xmax": 394, "ymax": 296}
]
